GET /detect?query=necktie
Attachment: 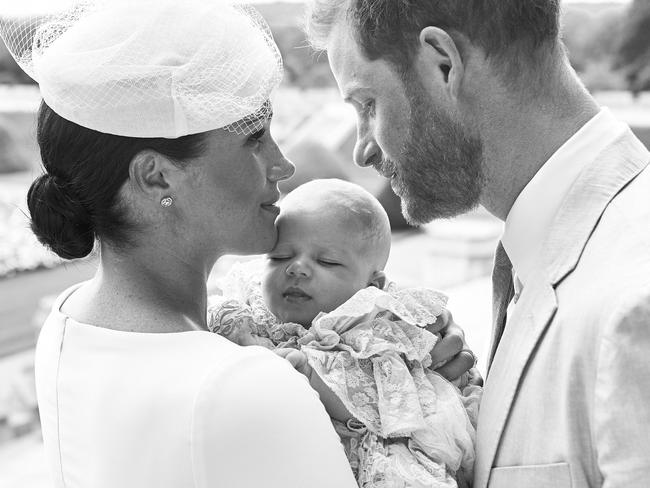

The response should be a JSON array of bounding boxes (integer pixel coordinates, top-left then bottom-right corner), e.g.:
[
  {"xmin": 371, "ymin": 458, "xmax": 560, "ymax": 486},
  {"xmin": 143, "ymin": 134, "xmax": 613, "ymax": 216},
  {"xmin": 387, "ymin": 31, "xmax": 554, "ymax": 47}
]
[{"xmin": 487, "ymin": 241, "xmax": 515, "ymax": 372}]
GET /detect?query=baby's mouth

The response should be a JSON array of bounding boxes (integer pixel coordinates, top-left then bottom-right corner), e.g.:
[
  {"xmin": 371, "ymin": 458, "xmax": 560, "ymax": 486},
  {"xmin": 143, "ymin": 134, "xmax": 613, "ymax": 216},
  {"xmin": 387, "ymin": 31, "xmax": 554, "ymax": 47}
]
[{"xmin": 283, "ymin": 286, "xmax": 312, "ymax": 302}]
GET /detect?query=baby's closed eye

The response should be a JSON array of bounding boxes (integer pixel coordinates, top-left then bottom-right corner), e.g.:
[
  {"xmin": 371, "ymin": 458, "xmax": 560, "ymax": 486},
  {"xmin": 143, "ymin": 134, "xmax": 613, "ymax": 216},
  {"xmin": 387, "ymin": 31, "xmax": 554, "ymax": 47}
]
[{"xmin": 268, "ymin": 255, "xmax": 290, "ymax": 262}]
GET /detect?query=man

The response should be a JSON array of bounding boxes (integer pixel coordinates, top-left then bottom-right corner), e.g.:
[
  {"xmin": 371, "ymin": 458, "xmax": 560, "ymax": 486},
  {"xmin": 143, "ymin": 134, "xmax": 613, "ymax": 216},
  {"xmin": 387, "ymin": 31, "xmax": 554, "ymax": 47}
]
[{"xmin": 306, "ymin": 1, "xmax": 650, "ymax": 487}]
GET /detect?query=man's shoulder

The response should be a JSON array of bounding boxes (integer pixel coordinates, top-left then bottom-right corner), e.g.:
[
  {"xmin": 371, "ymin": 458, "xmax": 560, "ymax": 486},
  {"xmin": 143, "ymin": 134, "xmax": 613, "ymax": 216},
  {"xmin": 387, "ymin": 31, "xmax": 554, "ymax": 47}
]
[
  {"xmin": 551, "ymin": 206, "xmax": 648, "ymax": 349},
  {"xmin": 586, "ymin": 160, "xmax": 650, "ymax": 258},
  {"xmin": 551, "ymin": 161, "xmax": 650, "ymax": 322},
  {"xmin": 607, "ymin": 157, "xmax": 650, "ymax": 218}
]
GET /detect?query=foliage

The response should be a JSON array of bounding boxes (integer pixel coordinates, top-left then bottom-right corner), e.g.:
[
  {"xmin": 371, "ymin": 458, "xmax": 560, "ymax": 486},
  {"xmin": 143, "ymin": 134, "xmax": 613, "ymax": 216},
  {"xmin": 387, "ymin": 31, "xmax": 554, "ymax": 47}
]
[
  {"xmin": 273, "ymin": 25, "xmax": 336, "ymax": 88},
  {"xmin": 0, "ymin": 111, "xmax": 40, "ymax": 174},
  {"xmin": 561, "ymin": 3, "xmax": 627, "ymax": 91},
  {"xmin": 616, "ymin": 0, "xmax": 650, "ymax": 95},
  {"xmin": 0, "ymin": 19, "xmax": 37, "ymax": 84},
  {"xmin": 0, "ymin": 2, "xmax": 636, "ymax": 92}
]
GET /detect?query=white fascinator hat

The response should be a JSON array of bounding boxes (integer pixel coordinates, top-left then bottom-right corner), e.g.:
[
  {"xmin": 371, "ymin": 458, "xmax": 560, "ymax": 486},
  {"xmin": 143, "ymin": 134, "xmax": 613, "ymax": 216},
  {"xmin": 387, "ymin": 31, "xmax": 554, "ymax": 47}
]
[{"xmin": 0, "ymin": 0, "xmax": 283, "ymax": 137}]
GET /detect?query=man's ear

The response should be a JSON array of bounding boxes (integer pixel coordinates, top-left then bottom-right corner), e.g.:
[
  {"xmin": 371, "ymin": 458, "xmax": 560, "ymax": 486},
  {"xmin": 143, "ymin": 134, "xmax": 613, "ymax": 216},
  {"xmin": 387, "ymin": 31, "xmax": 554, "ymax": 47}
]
[
  {"xmin": 417, "ymin": 26, "xmax": 464, "ymax": 99},
  {"xmin": 129, "ymin": 150, "xmax": 174, "ymax": 201},
  {"xmin": 369, "ymin": 270, "xmax": 387, "ymax": 290}
]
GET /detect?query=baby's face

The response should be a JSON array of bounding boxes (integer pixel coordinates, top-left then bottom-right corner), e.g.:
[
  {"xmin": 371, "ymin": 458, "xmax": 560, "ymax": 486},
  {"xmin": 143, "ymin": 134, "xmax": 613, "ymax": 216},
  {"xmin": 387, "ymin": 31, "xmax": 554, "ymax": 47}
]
[{"xmin": 262, "ymin": 209, "xmax": 379, "ymax": 326}]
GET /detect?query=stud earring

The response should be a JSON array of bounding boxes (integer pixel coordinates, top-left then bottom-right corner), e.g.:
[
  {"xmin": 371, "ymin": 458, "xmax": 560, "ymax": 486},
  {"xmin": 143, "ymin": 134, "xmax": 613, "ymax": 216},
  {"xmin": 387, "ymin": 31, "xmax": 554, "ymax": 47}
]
[{"xmin": 160, "ymin": 197, "xmax": 173, "ymax": 207}]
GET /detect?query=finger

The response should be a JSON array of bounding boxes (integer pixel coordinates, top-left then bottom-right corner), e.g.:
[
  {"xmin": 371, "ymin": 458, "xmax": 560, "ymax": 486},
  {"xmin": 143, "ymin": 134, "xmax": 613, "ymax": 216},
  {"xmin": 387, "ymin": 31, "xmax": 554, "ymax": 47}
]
[
  {"xmin": 435, "ymin": 350, "xmax": 475, "ymax": 382},
  {"xmin": 430, "ymin": 330, "xmax": 464, "ymax": 366},
  {"xmin": 274, "ymin": 348, "xmax": 305, "ymax": 366},
  {"xmin": 468, "ymin": 367, "xmax": 484, "ymax": 387},
  {"xmin": 274, "ymin": 348, "xmax": 293, "ymax": 359},
  {"xmin": 286, "ymin": 351, "xmax": 306, "ymax": 368},
  {"xmin": 425, "ymin": 309, "xmax": 451, "ymax": 334}
]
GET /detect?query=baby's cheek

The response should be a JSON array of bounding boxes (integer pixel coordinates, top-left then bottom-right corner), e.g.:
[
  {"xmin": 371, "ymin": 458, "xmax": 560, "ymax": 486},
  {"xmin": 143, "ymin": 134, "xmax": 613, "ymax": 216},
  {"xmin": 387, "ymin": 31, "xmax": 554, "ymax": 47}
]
[
  {"xmin": 260, "ymin": 272, "xmax": 278, "ymax": 309},
  {"xmin": 323, "ymin": 288, "xmax": 353, "ymax": 312}
]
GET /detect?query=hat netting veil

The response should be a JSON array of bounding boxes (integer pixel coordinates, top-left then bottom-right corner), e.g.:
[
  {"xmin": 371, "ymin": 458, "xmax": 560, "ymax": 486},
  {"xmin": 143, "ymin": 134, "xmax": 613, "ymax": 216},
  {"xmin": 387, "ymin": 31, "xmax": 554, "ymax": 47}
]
[{"xmin": 0, "ymin": 0, "xmax": 282, "ymax": 137}]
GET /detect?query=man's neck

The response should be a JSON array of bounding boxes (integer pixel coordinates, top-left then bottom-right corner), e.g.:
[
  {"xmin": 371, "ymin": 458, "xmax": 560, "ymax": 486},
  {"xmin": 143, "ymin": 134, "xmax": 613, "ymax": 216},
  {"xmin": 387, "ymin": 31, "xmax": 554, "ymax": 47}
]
[{"xmin": 477, "ymin": 68, "xmax": 600, "ymax": 221}]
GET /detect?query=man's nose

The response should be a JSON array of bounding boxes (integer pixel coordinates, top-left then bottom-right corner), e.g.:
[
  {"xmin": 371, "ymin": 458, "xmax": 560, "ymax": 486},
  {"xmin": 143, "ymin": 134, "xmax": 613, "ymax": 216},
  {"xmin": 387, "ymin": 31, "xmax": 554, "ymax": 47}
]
[
  {"xmin": 286, "ymin": 260, "xmax": 309, "ymax": 278},
  {"xmin": 353, "ymin": 128, "xmax": 382, "ymax": 167}
]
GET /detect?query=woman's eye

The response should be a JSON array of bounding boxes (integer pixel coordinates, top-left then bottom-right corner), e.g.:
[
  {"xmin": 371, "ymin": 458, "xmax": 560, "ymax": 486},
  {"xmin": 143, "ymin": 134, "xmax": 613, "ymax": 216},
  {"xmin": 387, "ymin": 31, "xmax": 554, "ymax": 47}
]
[{"xmin": 248, "ymin": 128, "xmax": 266, "ymax": 145}]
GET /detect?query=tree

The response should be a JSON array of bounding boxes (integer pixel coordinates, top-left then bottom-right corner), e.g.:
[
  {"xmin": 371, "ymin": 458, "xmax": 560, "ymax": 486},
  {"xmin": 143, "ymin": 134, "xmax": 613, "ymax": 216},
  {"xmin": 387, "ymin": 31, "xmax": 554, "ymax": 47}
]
[
  {"xmin": 0, "ymin": 36, "xmax": 35, "ymax": 84},
  {"xmin": 559, "ymin": 4, "xmax": 627, "ymax": 91},
  {"xmin": 616, "ymin": 0, "xmax": 650, "ymax": 96}
]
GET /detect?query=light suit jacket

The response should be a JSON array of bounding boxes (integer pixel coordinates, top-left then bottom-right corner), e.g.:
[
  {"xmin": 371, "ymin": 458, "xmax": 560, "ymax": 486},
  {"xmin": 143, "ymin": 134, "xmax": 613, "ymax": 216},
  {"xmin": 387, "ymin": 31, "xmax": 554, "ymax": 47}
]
[{"xmin": 474, "ymin": 128, "xmax": 650, "ymax": 488}]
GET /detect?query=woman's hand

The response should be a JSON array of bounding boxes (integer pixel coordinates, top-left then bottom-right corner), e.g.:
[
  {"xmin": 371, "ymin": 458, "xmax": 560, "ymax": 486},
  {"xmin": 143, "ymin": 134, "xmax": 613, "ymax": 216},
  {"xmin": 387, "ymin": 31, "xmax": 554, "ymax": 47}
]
[
  {"xmin": 274, "ymin": 348, "xmax": 312, "ymax": 377},
  {"xmin": 274, "ymin": 348, "xmax": 354, "ymax": 422},
  {"xmin": 427, "ymin": 310, "xmax": 483, "ymax": 386}
]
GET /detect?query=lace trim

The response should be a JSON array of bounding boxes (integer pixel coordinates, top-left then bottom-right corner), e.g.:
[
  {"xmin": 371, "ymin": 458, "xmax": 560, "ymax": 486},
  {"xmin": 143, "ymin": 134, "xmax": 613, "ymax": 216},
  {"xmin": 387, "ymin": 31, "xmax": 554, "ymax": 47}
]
[{"xmin": 207, "ymin": 259, "xmax": 481, "ymax": 486}]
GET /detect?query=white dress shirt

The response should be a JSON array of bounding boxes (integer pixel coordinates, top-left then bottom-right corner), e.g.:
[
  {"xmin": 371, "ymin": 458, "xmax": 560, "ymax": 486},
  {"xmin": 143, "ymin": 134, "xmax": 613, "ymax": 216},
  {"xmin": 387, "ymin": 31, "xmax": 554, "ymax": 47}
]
[{"xmin": 502, "ymin": 108, "xmax": 627, "ymax": 310}]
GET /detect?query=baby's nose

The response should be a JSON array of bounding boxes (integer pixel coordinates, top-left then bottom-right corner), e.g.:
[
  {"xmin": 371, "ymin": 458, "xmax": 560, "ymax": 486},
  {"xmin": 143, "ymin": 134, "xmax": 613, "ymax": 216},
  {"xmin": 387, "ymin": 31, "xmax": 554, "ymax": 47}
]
[{"xmin": 286, "ymin": 260, "xmax": 309, "ymax": 278}]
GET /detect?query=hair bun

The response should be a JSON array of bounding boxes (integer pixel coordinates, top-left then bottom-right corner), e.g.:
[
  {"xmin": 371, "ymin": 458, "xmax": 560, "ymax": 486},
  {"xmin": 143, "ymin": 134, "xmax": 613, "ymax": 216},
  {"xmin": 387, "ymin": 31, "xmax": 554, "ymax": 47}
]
[{"xmin": 27, "ymin": 173, "xmax": 95, "ymax": 259}]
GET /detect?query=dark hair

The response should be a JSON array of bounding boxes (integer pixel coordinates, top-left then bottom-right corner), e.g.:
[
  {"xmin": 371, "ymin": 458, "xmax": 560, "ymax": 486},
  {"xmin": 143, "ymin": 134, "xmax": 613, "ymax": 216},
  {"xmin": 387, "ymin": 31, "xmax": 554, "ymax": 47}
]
[
  {"xmin": 27, "ymin": 101, "xmax": 207, "ymax": 260},
  {"xmin": 307, "ymin": 0, "xmax": 561, "ymax": 75}
]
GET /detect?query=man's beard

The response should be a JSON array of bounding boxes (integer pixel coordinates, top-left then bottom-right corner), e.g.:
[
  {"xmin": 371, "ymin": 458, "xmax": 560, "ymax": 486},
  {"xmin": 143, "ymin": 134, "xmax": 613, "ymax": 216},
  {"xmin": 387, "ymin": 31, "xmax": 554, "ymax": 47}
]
[{"xmin": 387, "ymin": 77, "xmax": 485, "ymax": 225}]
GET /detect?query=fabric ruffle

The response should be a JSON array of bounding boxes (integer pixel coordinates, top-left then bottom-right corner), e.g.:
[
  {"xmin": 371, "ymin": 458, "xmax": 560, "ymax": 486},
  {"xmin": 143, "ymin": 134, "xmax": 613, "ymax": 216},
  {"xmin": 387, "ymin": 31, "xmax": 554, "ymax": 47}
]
[{"xmin": 208, "ymin": 259, "xmax": 480, "ymax": 487}]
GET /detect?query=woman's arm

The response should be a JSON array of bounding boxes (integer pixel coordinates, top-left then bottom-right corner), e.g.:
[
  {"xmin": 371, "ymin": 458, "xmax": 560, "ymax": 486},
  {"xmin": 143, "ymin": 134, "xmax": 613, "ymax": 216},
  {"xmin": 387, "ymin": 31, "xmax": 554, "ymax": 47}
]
[{"xmin": 192, "ymin": 349, "xmax": 357, "ymax": 488}]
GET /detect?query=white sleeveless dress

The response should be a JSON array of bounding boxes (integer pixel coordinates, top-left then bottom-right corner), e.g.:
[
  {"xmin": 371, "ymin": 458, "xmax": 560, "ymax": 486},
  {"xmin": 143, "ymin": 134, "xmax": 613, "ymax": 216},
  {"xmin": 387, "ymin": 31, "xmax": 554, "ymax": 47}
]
[{"xmin": 35, "ymin": 283, "xmax": 356, "ymax": 488}]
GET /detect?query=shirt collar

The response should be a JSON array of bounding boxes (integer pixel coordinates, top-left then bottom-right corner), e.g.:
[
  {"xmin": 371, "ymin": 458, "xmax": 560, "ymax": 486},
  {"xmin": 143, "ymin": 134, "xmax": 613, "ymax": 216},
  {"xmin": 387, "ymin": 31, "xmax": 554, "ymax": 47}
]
[{"xmin": 501, "ymin": 107, "xmax": 627, "ymax": 288}]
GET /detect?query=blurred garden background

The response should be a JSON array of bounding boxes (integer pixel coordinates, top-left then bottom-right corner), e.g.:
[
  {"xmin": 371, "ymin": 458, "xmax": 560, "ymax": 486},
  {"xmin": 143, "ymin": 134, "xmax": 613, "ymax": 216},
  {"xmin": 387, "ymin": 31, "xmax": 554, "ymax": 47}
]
[{"xmin": 1, "ymin": 0, "xmax": 649, "ymax": 485}]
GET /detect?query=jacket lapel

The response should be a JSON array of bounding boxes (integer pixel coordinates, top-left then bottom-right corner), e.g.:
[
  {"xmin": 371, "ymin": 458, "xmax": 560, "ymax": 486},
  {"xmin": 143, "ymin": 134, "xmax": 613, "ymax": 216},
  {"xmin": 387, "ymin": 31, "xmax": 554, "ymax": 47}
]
[
  {"xmin": 475, "ymin": 279, "xmax": 557, "ymax": 488},
  {"xmin": 475, "ymin": 129, "xmax": 650, "ymax": 488}
]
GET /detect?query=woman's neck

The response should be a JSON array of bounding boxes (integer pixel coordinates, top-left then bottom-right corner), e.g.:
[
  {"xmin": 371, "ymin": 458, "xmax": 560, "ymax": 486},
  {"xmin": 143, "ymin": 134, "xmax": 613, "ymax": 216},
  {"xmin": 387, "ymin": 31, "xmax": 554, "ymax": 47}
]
[{"xmin": 63, "ymin": 243, "xmax": 214, "ymax": 333}]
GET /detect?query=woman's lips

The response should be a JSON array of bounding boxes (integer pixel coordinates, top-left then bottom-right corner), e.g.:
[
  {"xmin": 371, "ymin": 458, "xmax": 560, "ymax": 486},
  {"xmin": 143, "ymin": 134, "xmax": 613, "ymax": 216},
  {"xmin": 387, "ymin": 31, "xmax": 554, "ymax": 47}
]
[
  {"xmin": 261, "ymin": 191, "xmax": 281, "ymax": 214},
  {"xmin": 260, "ymin": 203, "xmax": 280, "ymax": 215}
]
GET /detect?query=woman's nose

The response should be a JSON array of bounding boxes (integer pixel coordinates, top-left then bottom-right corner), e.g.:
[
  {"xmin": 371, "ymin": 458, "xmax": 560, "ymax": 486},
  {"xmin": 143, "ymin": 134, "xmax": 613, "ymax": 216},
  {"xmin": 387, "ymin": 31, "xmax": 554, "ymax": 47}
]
[
  {"xmin": 267, "ymin": 144, "xmax": 295, "ymax": 182},
  {"xmin": 353, "ymin": 125, "xmax": 382, "ymax": 168},
  {"xmin": 285, "ymin": 260, "xmax": 309, "ymax": 278}
]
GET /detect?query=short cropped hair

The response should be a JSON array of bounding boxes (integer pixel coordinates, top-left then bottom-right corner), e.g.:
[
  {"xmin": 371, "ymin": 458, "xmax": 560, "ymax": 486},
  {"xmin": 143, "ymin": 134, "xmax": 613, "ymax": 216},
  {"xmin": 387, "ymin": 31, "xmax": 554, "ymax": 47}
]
[{"xmin": 307, "ymin": 0, "xmax": 562, "ymax": 75}]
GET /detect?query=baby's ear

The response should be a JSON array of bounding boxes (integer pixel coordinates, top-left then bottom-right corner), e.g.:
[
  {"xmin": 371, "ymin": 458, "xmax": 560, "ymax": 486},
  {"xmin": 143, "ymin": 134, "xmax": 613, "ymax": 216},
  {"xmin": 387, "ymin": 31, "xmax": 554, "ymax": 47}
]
[{"xmin": 369, "ymin": 270, "xmax": 387, "ymax": 290}]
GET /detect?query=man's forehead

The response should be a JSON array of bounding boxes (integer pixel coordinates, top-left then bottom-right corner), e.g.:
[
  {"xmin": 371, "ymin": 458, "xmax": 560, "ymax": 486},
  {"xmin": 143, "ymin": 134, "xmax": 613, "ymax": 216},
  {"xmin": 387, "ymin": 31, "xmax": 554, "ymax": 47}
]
[{"xmin": 327, "ymin": 22, "xmax": 369, "ymax": 98}]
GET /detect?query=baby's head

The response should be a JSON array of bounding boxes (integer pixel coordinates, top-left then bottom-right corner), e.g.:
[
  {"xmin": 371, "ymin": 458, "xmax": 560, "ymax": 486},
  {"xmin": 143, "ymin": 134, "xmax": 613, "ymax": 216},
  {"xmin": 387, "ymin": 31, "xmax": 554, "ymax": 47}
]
[{"xmin": 262, "ymin": 179, "xmax": 391, "ymax": 326}]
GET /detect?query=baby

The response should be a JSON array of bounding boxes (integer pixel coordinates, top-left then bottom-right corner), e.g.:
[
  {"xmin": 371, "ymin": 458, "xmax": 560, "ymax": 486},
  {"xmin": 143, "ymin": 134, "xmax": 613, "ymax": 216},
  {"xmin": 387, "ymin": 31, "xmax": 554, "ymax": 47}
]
[
  {"xmin": 262, "ymin": 177, "xmax": 391, "ymax": 327},
  {"xmin": 209, "ymin": 179, "xmax": 480, "ymax": 488}
]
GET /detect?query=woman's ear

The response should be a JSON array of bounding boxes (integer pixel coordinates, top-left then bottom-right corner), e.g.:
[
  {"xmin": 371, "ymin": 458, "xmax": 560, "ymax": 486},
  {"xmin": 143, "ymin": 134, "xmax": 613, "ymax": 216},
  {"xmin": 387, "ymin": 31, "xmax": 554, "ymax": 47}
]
[
  {"xmin": 369, "ymin": 270, "xmax": 387, "ymax": 290},
  {"xmin": 129, "ymin": 150, "xmax": 173, "ymax": 201},
  {"xmin": 417, "ymin": 26, "xmax": 464, "ymax": 100}
]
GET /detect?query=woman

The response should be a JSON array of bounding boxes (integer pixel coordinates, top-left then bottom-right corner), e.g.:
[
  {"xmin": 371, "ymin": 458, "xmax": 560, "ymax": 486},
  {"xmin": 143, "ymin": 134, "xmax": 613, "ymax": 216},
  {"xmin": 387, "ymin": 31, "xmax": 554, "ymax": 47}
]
[
  {"xmin": 1, "ymin": 1, "xmax": 473, "ymax": 486},
  {"xmin": 2, "ymin": 1, "xmax": 356, "ymax": 486}
]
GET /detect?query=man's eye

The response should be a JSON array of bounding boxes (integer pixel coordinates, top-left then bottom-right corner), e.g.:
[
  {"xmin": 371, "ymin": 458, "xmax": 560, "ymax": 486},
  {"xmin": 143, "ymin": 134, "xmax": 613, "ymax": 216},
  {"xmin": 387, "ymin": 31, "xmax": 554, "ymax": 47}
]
[{"xmin": 362, "ymin": 100, "xmax": 375, "ymax": 116}]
